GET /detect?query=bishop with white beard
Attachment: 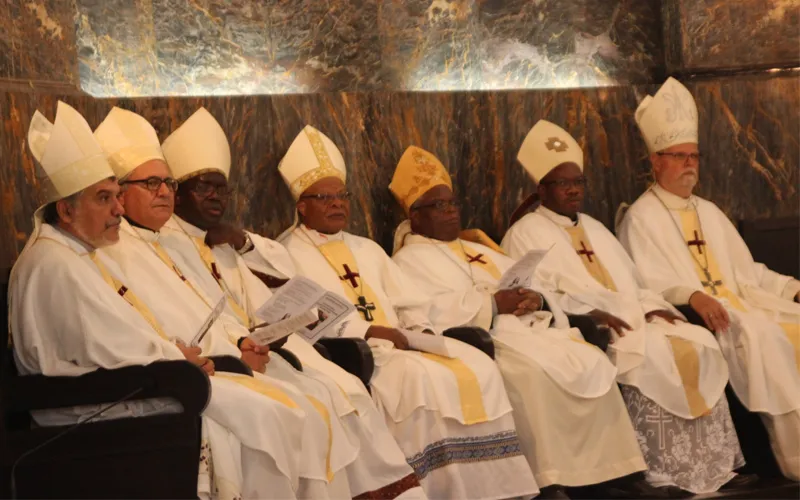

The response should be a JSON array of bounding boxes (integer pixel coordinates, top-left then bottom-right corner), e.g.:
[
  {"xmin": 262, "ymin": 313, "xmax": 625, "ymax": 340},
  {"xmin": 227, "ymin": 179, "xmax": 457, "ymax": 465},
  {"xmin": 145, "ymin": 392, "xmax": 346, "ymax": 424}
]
[
  {"xmin": 501, "ymin": 119, "xmax": 745, "ymax": 493},
  {"xmin": 619, "ymin": 77, "xmax": 800, "ymax": 481}
]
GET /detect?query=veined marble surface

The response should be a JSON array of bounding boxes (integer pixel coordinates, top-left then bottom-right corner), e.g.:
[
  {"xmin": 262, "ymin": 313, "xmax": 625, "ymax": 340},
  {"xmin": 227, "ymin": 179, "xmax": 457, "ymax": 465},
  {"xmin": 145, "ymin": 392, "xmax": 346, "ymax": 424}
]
[
  {"xmin": 1, "ymin": 75, "xmax": 796, "ymax": 267},
  {"xmin": 74, "ymin": 0, "xmax": 664, "ymax": 96}
]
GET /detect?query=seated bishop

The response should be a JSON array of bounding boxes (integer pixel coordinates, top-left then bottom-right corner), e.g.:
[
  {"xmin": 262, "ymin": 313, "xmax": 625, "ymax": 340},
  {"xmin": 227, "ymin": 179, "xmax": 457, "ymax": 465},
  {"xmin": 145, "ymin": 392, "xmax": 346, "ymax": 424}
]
[
  {"xmin": 134, "ymin": 108, "xmax": 423, "ymax": 499},
  {"xmin": 271, "ymin": 125, "xmax": 539, "ymax": 500},
  {"xmin": 10, "ymin": 102, "xmax": 317, "ymax": 500},
  {"xmin": 388, "ymin": 146, "xmax": 666, "ymax": 499},
  {"xmin": 618, "ymin": 77, "xmax": 800, "ymax": 481},
  {"xmin": 501, "ymin": 120, "xmax": 746, "ymax": 494}
]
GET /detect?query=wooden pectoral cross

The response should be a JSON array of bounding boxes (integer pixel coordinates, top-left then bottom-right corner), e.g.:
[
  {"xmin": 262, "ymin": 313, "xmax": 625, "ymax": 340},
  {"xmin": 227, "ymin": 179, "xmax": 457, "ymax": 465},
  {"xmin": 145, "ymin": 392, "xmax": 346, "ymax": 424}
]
[
  {"xmin": 577, "ymin": 241, "xmax": 595, "ymax": 263},
  {"xmin": 700, "ymin": 268, "xmax": 723, "ymax": 295},
  {"xmin": 356, "ymin": 295, "xmax": 376, "ymax": 322}
]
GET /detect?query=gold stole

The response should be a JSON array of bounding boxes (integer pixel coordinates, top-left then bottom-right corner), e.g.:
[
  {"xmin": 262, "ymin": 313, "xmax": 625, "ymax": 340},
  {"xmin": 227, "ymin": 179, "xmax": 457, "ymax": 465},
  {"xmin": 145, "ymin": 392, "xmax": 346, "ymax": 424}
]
[
  {"xmin": 565, "ymin": 224, "xmax": 711, "ymax": 416},
  {"xmin": 564, "ymin": 224, "xmax": 618, "ymax": 291},
  {"xmin": 679, "ymin": 210, "xmax": 800, "ymax": 371},
  {"xmin": 191, "ymin": 237, "xmax": 252, "ymax": 328},
  {"xmin": 89, "ymin": 252, "xmax": 171, "ymax": 341},
  {"xmin": 317, "ymin": 239, "xmax": 489, "ymax": 425},
  {"xmin": 447, "ymin": 240, "xmax": 502, "ymax": 280}
]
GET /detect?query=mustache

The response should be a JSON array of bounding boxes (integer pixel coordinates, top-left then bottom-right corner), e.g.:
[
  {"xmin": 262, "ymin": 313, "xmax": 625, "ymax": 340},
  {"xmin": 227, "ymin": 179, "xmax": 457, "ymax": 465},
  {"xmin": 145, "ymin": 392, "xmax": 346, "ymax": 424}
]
[{"xmin": 105, "ymin": 217, "xmax": 122, "ymax": 228}]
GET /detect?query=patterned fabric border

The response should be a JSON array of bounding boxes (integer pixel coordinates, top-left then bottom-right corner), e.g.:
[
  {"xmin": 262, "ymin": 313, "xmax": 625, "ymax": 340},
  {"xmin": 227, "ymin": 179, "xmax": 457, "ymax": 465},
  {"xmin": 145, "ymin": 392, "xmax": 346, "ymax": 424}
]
[
  {"xmin": 407, "ymin": 430, "xmax": 523, "ymax": 480},
  {"xmin": 353, "ymin": 472, "xmax": 421, "ymax": 499}
]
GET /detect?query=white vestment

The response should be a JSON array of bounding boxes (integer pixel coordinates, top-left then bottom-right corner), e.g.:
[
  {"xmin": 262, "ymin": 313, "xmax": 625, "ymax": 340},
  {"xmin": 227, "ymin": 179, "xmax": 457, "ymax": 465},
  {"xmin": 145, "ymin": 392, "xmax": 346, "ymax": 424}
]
[
  {"xmin": 278, "ymin": 225, "xmax": 539, "ymax": 500},
  {"xmin": 9, "ymin": 223, "xmax": 310, "ymax": 500},
  {"xmin": 158, "ymin": 216, "xmax": 425, "ymax": 499},
  {"xmin": 619, "ymin": 184, "xmax": 800, "ymax": 480},
  {"xmin": 393, "ymin": 234, "xmax": 648, "ymax": 487},
  {"xmin": 502, "ymin": 206, "xmax": 743, "ymax": 492}
]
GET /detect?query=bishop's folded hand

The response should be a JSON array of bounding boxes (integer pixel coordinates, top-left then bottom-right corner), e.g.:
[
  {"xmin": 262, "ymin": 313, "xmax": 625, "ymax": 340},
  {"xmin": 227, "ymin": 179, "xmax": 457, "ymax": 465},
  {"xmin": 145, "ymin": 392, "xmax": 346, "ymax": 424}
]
[
  {"xmin": 495, "ymin": 287, "xmax": 542, "ymax": 316},
  {"xmin": 240, "ymin": 337, "xmax": 270, "ymax": 373},
  {"xmin": 689, "ymin": 291, "xmax": 730, "ymax": 333},
  {"xmin": 589, "ymin": 309, "xmax": 632, "ymax": 339},
  {"xmin": 366, "ymin": 326, "xmax": 410, "ymax": 350}
]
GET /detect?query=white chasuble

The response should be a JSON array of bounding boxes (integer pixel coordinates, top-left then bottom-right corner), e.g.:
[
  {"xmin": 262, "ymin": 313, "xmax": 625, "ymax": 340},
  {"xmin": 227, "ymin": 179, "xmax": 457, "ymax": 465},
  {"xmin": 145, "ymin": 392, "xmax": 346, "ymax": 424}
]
[
  {"xmin": 9, "ymin": 223, "xmax": 309, "ymax": 500},
  {"xmin": 393, "ymin": 234, "xmax": 649, "ymax": 488},
  {"xmin": 158, "ymin": 217, "xmax": 424, "ymax": 499},
  {"xmin": 502, "ymin": 206, "xmax": 743, "ymax": 493},
  {"xmin": 620, "ymin": 185, "xmax": 800, "ymax": 480},
  {"xmin": 279, "ymin": 225, "xmax": 539, "ymax": 500}
]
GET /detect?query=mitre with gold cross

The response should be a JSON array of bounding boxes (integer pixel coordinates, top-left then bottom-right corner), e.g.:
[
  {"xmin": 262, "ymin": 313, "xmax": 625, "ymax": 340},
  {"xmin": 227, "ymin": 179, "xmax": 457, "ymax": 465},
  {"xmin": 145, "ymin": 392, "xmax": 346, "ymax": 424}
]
[{"xmin": 517, "ymin": 119, "xmax": 584, "ymax": 184}]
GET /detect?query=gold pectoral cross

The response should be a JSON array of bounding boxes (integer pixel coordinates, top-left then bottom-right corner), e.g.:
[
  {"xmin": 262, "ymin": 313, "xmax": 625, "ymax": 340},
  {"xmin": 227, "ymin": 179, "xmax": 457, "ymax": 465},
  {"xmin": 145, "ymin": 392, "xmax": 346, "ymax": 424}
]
[{"xmin": 700, "ymin": 268, "xmax": 723, "ymax": 295}]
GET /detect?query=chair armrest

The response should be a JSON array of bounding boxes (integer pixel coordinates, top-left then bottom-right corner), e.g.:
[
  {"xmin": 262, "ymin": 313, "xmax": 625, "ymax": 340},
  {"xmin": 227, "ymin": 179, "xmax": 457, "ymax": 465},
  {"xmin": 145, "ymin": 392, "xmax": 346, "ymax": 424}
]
[
  {"xmin": 208, "ymin": 355, "xmax": 253, "ymax": 376},
  {"xmin": 8, "ymin": 360, "xmax": 210, "ymax": 415},
  {"xmin": 443, "ymin": 327, "xmax": 495, "ymax": 359},
  {"xmin": 676, "ymin": 305, "xmax": 705, "ymax": 327},
  {"xmin": 316, "ymin": 338, "xmax": 374, "ymax": 388},
  {"xmin": 313, "ymin": 342, "xmax": 333, "ymax": 361},
  {"xmin": 567, "ymin": 314, "xmax": 610, "ymax": 352},
  {"xmin": 274, "ymin": 347, "xmax": 303, "ymax": 371}
]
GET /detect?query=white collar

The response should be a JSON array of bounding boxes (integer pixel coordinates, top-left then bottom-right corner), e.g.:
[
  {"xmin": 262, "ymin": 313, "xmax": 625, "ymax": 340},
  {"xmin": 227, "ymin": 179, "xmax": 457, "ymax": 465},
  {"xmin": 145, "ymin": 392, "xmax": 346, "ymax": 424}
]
[
  {"xmin": 536, "ymin": 205, "xmax": 579, "ymax": 228},
  {"xmin": 40, "ymin": 223, "xmax": 95, "ymax": 255},
  {"xmin": 297, "ymin": 224, "xmax": 344, "ymax": 245},
  {"xmin": 651, "ymin": 183, "xmax": 696, "ymax": 210},
  {"xmin": 170, "ymin": 215, "xmax": 207, "ymax": 239},
  {"xmin": 121, "ymin": 218, "xmax": 161, "ymax": 243}
]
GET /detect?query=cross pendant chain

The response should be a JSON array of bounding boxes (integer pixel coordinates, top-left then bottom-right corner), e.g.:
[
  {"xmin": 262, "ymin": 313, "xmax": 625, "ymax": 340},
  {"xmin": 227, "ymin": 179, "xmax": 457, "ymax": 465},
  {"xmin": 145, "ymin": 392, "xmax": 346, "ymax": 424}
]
[{"xmin": 355, "ymin": 295, "xmax": 376, "ymax": 322}]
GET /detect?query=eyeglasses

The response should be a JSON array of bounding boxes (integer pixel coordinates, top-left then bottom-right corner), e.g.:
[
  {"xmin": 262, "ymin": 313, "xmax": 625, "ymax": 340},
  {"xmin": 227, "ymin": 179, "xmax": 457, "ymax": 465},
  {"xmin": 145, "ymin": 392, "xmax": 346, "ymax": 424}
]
[
  {"xmin": 300, "ymin": 192, "xmax": 353, "ymax": 203},
  {"xmin": 540, "ymin": 177, "xmax": 587, "ymax": 189},
  {"xmin": 411, "ymin": 199, "xmax": 461, "ymax": 211},
  {"xmin": 193, "ymin": 181, "xmax": 229, "ymax": 198},
  {"xmin": 121, "ymin": 176, "xmax": 178, "ymax": 192},
  {"xmin": 656, "ymin": 152, "xmax": 702, "ymax": 163}
]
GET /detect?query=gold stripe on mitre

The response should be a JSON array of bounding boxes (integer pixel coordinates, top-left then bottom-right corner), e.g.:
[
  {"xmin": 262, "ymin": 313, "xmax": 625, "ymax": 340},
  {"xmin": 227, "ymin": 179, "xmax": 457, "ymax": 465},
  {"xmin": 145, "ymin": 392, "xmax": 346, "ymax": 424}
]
[
  {"xmin": 288, "ymin": 127, "xmax": 346, "ymax": 199},
  {"xmin": 390, "ymin": 146, "xmax": 452, "ymax": 213}
]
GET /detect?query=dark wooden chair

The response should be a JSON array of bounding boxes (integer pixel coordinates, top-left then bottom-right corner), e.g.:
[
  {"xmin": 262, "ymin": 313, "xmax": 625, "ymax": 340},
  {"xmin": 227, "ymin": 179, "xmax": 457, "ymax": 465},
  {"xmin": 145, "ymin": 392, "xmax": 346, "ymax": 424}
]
[
  {"xmin": 737, "ymin": 216, "xmax": 799, "ymax": 279},
  {"xmin": 0, "ymin": 268, "xmax": 210, "ymax": 499}
]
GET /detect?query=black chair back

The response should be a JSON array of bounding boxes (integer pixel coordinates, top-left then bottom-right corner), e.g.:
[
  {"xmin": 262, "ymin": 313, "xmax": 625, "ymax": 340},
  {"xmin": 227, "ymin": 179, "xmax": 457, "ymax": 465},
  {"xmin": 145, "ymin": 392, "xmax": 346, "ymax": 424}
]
[{"xmin": 738, "ymin": 217, "xmax": 799, "ymax": 279}]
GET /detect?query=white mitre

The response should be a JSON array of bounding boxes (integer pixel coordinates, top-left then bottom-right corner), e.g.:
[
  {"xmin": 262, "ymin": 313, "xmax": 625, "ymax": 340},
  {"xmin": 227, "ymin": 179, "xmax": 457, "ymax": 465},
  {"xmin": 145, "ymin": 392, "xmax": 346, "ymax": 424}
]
[
  {"xmin": 278, "ymin": 125, "xmax": 346, "ymax": 200},
  {"xmin": 517, "ymin": 119, "xmax": 584, "ymax": 183},
  {"xmin": 635, "ymin": 77, "xmax": 698, "ymax": 153},
  {"xmin": 29, "ymin": 101, "xmax": 115, "ymax": 205},
  {"xmin": 161, "ymin": 107, "xmax": 230, "ymax": 182},
  {"xmin": 94, "ymin": 106, "xmax": 165, "ymax": 179}
]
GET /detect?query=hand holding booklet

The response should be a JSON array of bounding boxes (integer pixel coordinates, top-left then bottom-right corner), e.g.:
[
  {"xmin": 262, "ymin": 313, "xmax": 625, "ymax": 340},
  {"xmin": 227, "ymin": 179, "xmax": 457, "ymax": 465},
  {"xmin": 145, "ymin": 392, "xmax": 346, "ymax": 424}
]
[
  {"xmin": 250, "ymin": 276, "xmax": 354, "ymax": 346},
  {"xmin": 497, "ymin": 245, "xmax": 554, "ymax": 291},
  {"xmin": 401, "ymin": 330, "xmax": 453, "ymax": 358}
]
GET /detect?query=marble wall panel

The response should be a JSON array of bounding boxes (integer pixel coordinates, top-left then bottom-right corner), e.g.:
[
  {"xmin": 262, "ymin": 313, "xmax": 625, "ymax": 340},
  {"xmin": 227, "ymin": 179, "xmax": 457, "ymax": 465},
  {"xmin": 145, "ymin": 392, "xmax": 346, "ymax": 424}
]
[
  {"xmin": 1, "ymin": 74, "xmax": 797, "ymax": 269},
  {"xmin": 664, "ymin": 0, "xmax": 800, "ymax": 72},
  {"xmin": 0, "ymin": 0, "xmax": 79, "ymax": 89},
  {"xmin": 74, "ymin": 0, "xmax": 664, "ymax": 96}
]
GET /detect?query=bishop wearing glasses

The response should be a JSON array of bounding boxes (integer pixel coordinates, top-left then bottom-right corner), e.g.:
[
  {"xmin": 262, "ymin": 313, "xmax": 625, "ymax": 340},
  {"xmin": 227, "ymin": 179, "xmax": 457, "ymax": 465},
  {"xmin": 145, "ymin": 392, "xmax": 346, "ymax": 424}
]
[
  {"xmin": 269, "ymin": 125, "xmax": 540, "ymax": 500},
  {"xmin": 501, "ymin": 119, "xmax": 744, "ymax": 494},
  {"xmin": 618, "ymin": 77, "xmax": 800, "ymax": 481}
]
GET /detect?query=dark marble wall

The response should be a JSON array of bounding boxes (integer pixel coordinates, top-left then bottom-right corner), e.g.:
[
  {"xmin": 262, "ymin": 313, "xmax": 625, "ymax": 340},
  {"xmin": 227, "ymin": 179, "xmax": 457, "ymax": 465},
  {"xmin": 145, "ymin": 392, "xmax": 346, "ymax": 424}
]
[
  {"xmin": 74, "ymin": 0, "xmax": 665, "ymax": 96},
  {"xmin": 663, "ymin": 0, "xmax": 800, "ymax": 73},
  {"xmin": 0, "ymin": 0, "xmax": 79, "ymax": 92},
  {"xmin": 2, "ymin": 74, "xmax": 797, "ymax": 269}
]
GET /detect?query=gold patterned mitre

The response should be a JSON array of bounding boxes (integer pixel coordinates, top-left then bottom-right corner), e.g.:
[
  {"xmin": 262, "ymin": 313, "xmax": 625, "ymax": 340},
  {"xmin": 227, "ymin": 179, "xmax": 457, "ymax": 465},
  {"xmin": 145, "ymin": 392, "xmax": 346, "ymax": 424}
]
[
  {"xmin": 94, "ymin": 106, "xmax": 165, "ymax": 180},
  {"xmin": 278, "ymin": 125, "xmax": 347, "ymax": 200},
  {"xmin": 517, "ymin": 120, "xmax": 583, "ymax": 184},
  {"xmin": 389, "ymin": 146, "xmax": 452, "ymax": 213},
  {"xmin": 635, "ymin": 77, "xmax": 698, "ymax": 153},
  {"xmin": 161, "ymin": 107, "xmax": 231, "ymax": 182},
  {"xmin": 28, "ymin": 101, "xmax": 115, "ymax": 204}
]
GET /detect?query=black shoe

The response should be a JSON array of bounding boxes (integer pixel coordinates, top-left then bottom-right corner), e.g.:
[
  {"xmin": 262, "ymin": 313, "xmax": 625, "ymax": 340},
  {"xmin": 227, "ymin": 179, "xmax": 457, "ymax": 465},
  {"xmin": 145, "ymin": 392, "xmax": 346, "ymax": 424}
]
[
  {"xmin": 720, "ymin": 473, "xmax": 760, "ymax": 491},
  {"xmin": 600, "ymin": 479, "xmax": 671, "ymax": 499},
  {"xmin": 538, "ymin": 485, "xmax": 571, "ymax": 499}
]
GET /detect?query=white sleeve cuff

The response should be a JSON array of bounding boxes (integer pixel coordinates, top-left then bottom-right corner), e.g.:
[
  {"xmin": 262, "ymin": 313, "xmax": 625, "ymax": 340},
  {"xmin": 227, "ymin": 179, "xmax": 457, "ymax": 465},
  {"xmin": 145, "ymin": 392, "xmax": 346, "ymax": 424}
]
[{"xmin": 662, "ymin": 285, "xmax": 700, "ymax": 305}]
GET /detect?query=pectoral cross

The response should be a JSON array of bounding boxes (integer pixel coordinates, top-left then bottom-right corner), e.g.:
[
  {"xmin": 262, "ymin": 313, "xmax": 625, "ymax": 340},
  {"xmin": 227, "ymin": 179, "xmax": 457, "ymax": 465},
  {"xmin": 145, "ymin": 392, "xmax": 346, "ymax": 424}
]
[
  {"xmin": 700, "ymin": 268, "xmax": 723, "ymax": 295},
  {"xmin": 577, "ymin": 241, "xmax": 595, "ymax": 263},
  {"xmin": 339, "ymin": 264, "xmax": 361, "ymax": 288},
  {"xmin": 355, "ymin": 295, "xmax": 376, "ymax": 322},
  {"xmin": 210, "ymin": 262, "xmax": 223, "ymax": 281},
  {"xmin": 466, "ymin": 252, "xmax": 486, "ymax": 264},
  {"xmin": 687, "ymin": 231, "xmax": 706, "ymax": 255}
]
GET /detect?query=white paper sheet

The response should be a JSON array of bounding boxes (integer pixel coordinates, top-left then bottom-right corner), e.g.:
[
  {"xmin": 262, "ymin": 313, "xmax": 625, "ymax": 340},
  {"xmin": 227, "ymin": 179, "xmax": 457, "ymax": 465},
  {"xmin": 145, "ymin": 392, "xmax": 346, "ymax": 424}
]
[{"xmin": 497, "ymin": 245, "xmax": 554, "ymax": 290}]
